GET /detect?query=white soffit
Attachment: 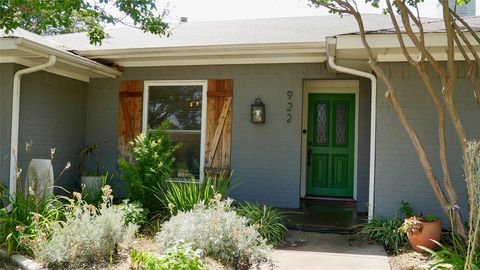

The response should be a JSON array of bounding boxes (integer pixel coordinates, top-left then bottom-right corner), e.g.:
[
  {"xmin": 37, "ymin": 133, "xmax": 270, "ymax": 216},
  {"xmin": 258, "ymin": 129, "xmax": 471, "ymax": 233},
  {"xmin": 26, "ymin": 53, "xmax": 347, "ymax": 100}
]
[
  {"xmin": 335, "ymin": 33, "xmax": 480, "ymax": 62},
  {"xmin": 75, "ymin": 42, "xmax": 327, "ymax": 67},
  {"xmin": 0, "ymin": 38, "xmax": 121, "ymax": 82}
]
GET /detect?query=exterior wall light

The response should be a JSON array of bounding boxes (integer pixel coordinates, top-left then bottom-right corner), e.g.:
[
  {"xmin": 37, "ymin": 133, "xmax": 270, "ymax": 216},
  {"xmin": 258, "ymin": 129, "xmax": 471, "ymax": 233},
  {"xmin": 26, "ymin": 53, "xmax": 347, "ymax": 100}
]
[{"xmin": 251, "ymin": 98, "xmax": 265, "ymax": 124}]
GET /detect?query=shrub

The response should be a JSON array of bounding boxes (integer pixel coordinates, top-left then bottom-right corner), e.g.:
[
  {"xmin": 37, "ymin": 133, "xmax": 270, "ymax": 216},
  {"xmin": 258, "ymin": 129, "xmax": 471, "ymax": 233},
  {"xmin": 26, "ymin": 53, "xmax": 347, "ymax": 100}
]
[
  {"xmin": 0, "ymin": 190, "xmax": 64, "ymax": 256},
  {"xmin": 155, "ymin": 197, "xmax": 272, "ymax": 268},
  {"xmin": 116, "ymin": 199, "xmax": 149, "ymax": 227},
  {"xmin": 154, "ymin": 173, "xmax": 231, "ymax": 216},
  {"xmin": 118, "ymin": 122, "xmax": 179, "ymax": 211},
  {"xmin": 358, "ymin": 216, "xmax": 408, "ymax": 253},
  {"xmin": 236, "ymin": 203, "xmax": 288, "ymax": 245},
  {"xmin": 0, "ymin": 156, "xmax": 67, "ymax": 256},
  {"xmin": 131, "ymin": 242, "xmax": 205, "ymax": 270},
  {"xmin": 30, "ymin": 186, "xmax": 137, "ymax": 268}
]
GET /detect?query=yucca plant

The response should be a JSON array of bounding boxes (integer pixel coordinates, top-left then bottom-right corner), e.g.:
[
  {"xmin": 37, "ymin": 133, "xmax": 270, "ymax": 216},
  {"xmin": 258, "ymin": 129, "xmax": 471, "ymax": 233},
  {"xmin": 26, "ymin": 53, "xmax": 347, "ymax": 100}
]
[
  {"xmin": 154, "ymin": 172, "xmax": 231, "ymax": 216},
  {"xmin": 236, "ymin": 203, "xmax": 288, "ymax": 245}
]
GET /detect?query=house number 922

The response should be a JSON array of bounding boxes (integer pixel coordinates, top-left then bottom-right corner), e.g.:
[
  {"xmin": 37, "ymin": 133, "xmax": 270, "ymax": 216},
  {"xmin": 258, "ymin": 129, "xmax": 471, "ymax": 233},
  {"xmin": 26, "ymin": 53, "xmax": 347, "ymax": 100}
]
[{"xmin": 286, "ymin": 90, "xmax": 293, "ymax": 123}]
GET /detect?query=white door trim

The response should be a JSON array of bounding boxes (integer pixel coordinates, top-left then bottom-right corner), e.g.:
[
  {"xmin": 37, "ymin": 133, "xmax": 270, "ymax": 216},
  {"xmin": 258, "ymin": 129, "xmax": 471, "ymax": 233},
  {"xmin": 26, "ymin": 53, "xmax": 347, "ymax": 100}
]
[
  {"xmin": 143, "ymin": 80, "xmax": 208, "ymax": 182},
  {"xmin": 301, "ymin": 80, "xmax": 360, "ymax": 199}
]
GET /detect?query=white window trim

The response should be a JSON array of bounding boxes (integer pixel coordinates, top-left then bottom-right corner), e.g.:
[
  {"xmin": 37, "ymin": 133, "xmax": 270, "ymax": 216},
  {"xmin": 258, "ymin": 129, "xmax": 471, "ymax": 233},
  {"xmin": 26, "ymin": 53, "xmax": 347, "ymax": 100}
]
[
  {"xmin": 301, "ymin": 80, "xmax": 360, "ymax": 200},
  {"xmin": 143, "ymin": 80, "xmax": 208, "ymax": 182}
]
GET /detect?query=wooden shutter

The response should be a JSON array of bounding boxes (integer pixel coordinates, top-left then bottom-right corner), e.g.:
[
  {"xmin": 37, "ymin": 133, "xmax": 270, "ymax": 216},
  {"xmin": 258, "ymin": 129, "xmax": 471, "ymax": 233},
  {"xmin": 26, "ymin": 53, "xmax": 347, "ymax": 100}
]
[
  {"xmin": 205, "ymin": 80, "xmax": 233, "ymax": 175},
  {"xmin": 118, "ymin": 80, "xmax": 143, "ymax": 157}
]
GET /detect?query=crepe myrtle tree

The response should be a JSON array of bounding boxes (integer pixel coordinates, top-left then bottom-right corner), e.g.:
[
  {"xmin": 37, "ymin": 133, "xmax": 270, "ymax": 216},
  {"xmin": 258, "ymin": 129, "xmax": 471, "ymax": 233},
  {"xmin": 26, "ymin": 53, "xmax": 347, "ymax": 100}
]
[
  {"xmin": 310, "ymin": 0, "xmax": 480, "ymax": 243},
  {"xmin": 0, "ymin": 0, "xmax": 169, "ymax": 45}
]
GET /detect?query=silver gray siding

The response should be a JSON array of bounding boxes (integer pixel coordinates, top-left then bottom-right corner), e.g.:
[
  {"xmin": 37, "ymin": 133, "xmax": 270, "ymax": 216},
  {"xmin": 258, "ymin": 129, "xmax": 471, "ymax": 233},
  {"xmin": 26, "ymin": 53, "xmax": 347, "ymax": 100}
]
[
  {"xmin": 86, "ymin": 64, "xmax": 371, "ymax": 209},
  {"xmin": 0, "ymin": 64, "xmax": 87, "ymax": 191},
  {"xmin": 374, "ymin": 62, "xmax": 479, "ymax": 221},
  {"xmin": 18, "ymin": 70, "xmax": 88, "ymax": 190},
  {"xmin": 0, "ymin": 64, "xmax": 15, "ymax": 187}
]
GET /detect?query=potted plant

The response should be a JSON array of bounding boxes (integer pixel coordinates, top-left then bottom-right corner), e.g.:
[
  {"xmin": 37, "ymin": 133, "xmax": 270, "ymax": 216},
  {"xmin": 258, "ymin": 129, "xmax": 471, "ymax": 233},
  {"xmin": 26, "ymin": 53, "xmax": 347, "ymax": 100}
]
[
  {"xmin": 399, "ymin": 214, "xmax": 441, "ymax": 252},
  {"xmin": 79, "ymin": 145, "xmax": 102, "ymax": 194}
]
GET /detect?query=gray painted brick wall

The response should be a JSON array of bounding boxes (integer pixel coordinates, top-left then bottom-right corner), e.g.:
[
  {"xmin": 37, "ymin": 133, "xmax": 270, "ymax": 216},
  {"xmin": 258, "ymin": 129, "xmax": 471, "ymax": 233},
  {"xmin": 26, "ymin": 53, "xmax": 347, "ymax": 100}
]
[
  {"xmin": 86, "ymin": 63, "xmax": 371, "ymax": 209},
  {"xmin": 0, "ymin": 64, "xmax": 15, "ymax": 187},
  {"xmin": 17, "ymin": 70, "xmax": 88, "ymax": 191},
  {"xmin": 374, "ymin": 62, "xmax": 479, "ymax": 223}
]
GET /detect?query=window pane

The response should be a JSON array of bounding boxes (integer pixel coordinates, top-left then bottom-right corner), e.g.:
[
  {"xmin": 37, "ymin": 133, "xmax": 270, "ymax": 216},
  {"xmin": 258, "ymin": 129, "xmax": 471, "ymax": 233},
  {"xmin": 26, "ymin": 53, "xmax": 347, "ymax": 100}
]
[
  {"xmin": 170, "ymin": 132, "xmax": 201, "ymax": 179},
  {"xmin": 316, "ymin": 103, "xmax": 327, "ymax": 144},
  {"xmin": 335, "ymin": 103, "xmax": 347, "ymax": 145},
  {"xmin": 147, "ymin": 84, "xmax": 203, "ymax": 179},
  {"xmin": 148, "ymin": 85, "xmax": 203, "ymax": 130}
]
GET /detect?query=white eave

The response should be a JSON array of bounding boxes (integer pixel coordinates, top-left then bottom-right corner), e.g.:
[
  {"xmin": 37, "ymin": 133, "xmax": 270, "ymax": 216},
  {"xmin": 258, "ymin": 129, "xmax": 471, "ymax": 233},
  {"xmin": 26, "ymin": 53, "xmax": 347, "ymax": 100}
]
[
  {"xmin": 0, "ymin": 37, "xmax": 121, "ymax": 82},
  {"xmin": 334, "ymin": 32, "xmax": 480, "ymax": 62},
  {"xmin": 72, "ymin": 42, "xmax": 327, "ymax": 67}
]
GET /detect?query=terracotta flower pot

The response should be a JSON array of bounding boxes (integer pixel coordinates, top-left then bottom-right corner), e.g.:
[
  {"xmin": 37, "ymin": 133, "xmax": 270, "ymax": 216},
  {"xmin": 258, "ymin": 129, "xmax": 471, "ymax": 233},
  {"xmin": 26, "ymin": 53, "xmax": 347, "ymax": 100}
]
[{"xmin": 407, "ymin": 220, "xmax": 442, "ymax": 252}]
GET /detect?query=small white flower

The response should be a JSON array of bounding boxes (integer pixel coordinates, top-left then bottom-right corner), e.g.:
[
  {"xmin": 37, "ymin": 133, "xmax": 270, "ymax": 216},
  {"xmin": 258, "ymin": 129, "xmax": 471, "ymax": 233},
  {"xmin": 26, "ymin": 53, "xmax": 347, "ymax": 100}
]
[
  {"xmin": 16, "ymin": 168, "xmax": 22, "ymax": 179},
  {"xmin": 29, "ymin": 186, "xmax": 35, "ymax": 196},
  {"xmin": 73, "ymin": 192, "xmax": 82, "ymax": 201}
]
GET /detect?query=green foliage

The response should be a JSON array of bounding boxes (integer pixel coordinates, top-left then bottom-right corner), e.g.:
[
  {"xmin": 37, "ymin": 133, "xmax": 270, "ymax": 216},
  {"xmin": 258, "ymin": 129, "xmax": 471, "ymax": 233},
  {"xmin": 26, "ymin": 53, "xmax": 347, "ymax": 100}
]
[
  {"xmin": 399, "ymin": 200, "xmax": 415, "ymax": 218},
  {"xmin": 116, "ymin": 199, "xmax": 149, "ymax": 227},
  {"xmin": 0, "ymin": 0, "xmax": 169, "ymax": 45},
  {"xmin": 154, "ymin": 173, "xmax": 231, "ymax": 216},
  {"xmin": 421, "ymin": 240, "xmax": 480, "ymax": 270},
  {"xmin": 0, "ymin": 187, "xmax": 64, "ymax": 256},
  {"xmin": 423, "ymin": 214, "xmax": 439, "ymax": 222},
  {"xmin": 236, "ymin": 203, "xmax": 288, "ymax": 245},
  {"xmin": 131, "ymin": 242, "xmax": 205, "ymax": 270},
  {"xmin": 80, "ymin": 173, "xmax": 111, "ymax": 207},
  {"xmin": 119, "ymin": 122, "xmax": 180, "ymax": 211},
  {"xmin": 358, "ymin": 216, "xmax": 408, "ymax": 253}
]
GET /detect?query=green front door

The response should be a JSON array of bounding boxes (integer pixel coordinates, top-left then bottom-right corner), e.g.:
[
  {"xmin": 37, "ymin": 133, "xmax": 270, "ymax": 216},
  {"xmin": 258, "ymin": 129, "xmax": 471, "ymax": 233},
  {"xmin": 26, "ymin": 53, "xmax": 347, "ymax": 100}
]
[{"xmin": 306, "ymin": 93, "xmax": 355, "ymax": 197}]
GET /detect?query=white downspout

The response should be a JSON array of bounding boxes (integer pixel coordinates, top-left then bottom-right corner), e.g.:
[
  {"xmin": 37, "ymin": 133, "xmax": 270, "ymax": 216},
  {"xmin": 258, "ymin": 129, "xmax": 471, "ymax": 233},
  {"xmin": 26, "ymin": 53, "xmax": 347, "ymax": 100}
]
[
  {"xmin": 327, "ymin": 49, "xmax": 377, "ymax": 219},
  {"xmin": 8, "ymin": 55, "xmax": 57, "ymax": 199}
]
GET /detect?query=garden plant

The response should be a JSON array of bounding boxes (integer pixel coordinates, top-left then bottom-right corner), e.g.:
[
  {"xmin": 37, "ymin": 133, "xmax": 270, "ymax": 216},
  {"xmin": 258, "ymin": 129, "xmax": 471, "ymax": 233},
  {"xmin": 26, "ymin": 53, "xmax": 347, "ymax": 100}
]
[
  {"xmin": 236, "ymin": 202, "xmax": 288, "ymax": 246},
  {"xmin": 119, "ymin": 122, "xmax": 180, "ymax": 211}
]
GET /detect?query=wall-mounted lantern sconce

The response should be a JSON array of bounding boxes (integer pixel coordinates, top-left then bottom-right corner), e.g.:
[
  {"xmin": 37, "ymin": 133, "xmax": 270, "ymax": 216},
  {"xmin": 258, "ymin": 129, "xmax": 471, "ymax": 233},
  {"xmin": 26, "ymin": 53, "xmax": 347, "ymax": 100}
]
[{"xmin": 251, "ymin": 98, "xmax": 265, "ymax": 124}]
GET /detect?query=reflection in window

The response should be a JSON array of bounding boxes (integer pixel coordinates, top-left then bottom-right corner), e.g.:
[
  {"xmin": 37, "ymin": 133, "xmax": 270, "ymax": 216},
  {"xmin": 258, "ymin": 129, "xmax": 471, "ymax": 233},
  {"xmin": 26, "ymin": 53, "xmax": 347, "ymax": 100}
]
[{"xmin": 147, "ymin": 85, "xmax": 203, "ymax": 179}]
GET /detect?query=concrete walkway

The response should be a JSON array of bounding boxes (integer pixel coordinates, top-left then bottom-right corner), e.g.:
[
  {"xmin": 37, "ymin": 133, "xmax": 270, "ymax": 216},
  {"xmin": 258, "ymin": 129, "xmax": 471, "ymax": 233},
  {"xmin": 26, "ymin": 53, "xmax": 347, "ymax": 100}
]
[{"xmin": 265, "ymin": 231, "xmax": 391, "ymax": 270}]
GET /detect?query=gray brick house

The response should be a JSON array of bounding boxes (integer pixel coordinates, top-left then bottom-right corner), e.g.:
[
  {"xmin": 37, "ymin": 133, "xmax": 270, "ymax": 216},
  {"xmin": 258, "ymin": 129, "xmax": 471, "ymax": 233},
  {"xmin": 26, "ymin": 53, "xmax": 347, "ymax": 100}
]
[{"xmin": 1, "ymin": 15, "xmax": 478, "ymax": 221}]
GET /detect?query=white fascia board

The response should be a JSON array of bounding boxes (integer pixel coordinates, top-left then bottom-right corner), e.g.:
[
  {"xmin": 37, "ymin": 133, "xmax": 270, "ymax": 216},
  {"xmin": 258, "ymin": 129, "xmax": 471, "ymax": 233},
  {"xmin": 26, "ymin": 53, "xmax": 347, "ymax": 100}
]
[
  {"xmin": 336, "ymin": 32, "xmax": 480, "ymax": 63},
  {"xmin": 13, "ymin": 57, "xmax": 90, "ymax": 82},
  {"xmin": 0, "ymin": 56, "xmax": 89, "ymax": 82},
  {"xmin": 14, "ymin": 38, "xmax": 121, "ymax": 78},
  {"xmin": 86, "ymin": 42, "xmax": 327, "ymax": 67},
  {"xmin": 76, "ymin": 42, "xmax": 326, "ymax": 58},
  {"xmin": 336, "ymin": 32, "xmax": 480, "ymax": 50},
  {"xmin": 377, "ymin": 51, "xmax": 480, "ymax": 62},
  {"xmin": 115, "ymin": 55, "xmax": 327, "ymax": 67},
  {"xmin": 0, "ymin": 38, "xmax": 18, "ymax": 50}
]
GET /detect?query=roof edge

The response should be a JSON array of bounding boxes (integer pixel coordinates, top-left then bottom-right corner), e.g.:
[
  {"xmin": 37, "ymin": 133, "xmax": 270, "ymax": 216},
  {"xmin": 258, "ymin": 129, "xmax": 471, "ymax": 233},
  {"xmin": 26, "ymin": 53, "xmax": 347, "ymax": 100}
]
[{"xmin": 8, "ymin": 37, "xmax": 122, "ymax": 78}]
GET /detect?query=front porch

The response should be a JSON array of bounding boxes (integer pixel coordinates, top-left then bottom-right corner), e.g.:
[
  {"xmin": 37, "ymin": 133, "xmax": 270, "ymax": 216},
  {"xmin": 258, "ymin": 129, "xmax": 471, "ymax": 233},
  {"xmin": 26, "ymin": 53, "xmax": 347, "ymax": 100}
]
[{"xmin": 281, "ymin": 198, "xmax": 368, "ymax": 233}]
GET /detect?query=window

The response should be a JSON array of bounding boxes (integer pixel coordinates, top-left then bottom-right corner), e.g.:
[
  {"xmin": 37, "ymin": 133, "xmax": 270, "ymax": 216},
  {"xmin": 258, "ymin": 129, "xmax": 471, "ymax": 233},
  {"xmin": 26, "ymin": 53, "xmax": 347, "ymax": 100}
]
[{"xmin": 143, "ymin": 80, "xmax": 207, "ymax": 180}]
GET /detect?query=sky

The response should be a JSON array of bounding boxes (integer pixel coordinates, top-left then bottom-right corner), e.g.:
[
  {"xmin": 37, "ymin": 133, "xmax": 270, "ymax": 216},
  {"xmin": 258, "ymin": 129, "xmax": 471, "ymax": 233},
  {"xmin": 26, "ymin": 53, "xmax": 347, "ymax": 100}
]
[{"xmin": 156, "ymin": 0, "xmax": 478, "ymax": 22}]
